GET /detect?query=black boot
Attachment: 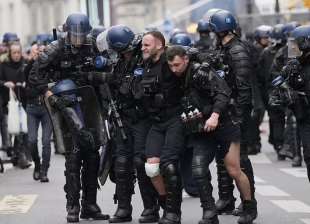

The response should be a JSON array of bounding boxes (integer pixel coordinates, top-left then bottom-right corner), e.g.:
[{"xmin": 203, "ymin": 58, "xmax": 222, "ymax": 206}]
[
  {"xmin": 215, "ymin": 158, "xmax": 235, "ymax": 214},
  {"xmin": 29, "ymin": 142, "xmax": 40, "ymax": 180},
  {"xmin": 292, "ymin": 156, "xmax": 302, "ymax": 167},
  {"xmin": 197, "ymin": 174, "xmax": 218, "ymax": 224},
  {"xmin": 158, "ymin": 164, "xmax": 182, "ymax": 224},
  {"xmin": 64, "ymin": 153, "xmax": 82, "ymax": 223},
  {"xmin": 135, "ymin": 158, "xmax": 159, "ymax": 223},
  {"xmin": 17, "ymin": 152, "xmax": 31, "ymax": 169},
  {"xmin": 40, "ymin": 166, "xmax": 49, "ymax": 183},
  {"xmin": 275, "ymin": 145, "xmax": 285, "ymax": 161},
  {"xmin": 80, "ymin": 152, "xmax": 109, "ymax": 220},
  {"xmin": 232, "ymin": 202, "xmax": 243, "ymax": 216},
  {"xmin": 278, "ymin": 144, "xmax": 294, "ymax": 159},
  {"xmin": 67, "ymin": 204, "xmax": 80, "ymax": 223},
  {"xmin": 109, "ymin": 156, "xmax": 133, "ymax": 223},
  {"xmin": 33, "ymin": 162, "xmax": 41, "ymax": 181},
  {"xmin": 80, "ymin": 203, "xmax": 109, "ymax": 220},
  {"xmin": 237, "ymin": 200, "xmax": 257, "ymax": 224}
]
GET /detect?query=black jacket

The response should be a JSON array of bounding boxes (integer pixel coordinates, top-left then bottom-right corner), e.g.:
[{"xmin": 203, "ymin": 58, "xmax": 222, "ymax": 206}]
[
  {"xmin": 182, "ymin": 62, "xmax": 231, "ymax": 119},
  {"xmin": 141, "ymin": 53, "xmax": 184, "ymax": 119},
  {"xmin": 28, "ymin": 39, "xmax": 95, "ymax": 95},
  {"xmin": 0, "ymin": 59, "xmax": 27, "ymax": 109},
  {"xmin": 220, "ymin": 36, "xmax": 253, "ymax": 119}
]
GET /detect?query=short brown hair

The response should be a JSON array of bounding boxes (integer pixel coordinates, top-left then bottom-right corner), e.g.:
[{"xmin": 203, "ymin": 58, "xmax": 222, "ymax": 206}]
[
  {"xmin": 166, "ymin": 45, "xmax": 187, "ymax": 61},
  {"xmin": 144, "ymin": 31, "xmax": 166, "ymax": 47}
]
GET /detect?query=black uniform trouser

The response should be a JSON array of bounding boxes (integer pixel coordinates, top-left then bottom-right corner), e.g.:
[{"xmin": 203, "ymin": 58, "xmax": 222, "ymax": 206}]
[
  {"xmin": 268, "ymin": 107, "xmax": 286, "ymax": 149},
  {"xmin": 190, "ymin": 135, "xmax": 217, "ymax": 209},
  {"xmin": 145, "ymin": 116, "xmax": 185, "ymax": 214},
  {"xmin": 113, "ymin": 118, "xmax": 157, "ymax": 210},
  {"xmin": 64, "ymin": 148, "xmax": 100, "ymax": 206},
  {"xmin": 297, "ymin": 114, "xmax": 310, "ymax": 182}
]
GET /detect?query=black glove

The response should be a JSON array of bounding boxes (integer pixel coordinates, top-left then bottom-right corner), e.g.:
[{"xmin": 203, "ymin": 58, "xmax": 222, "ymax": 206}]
[
  {"xmin": 48, "ymin": 95, "xmax": 76, "ymax": 111},
  {"xmin": 283, "ymin": 59, "xmax": 301, "ymax": 77}
]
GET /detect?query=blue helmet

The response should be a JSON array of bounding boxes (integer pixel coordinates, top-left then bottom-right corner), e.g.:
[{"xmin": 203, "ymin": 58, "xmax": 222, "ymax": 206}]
[
  {"xmin": 106, "ymin": 25, "xmax": 135, "ymax": 52},
  {"xmin": 270, "ymin": 24, "xmax": 286, "ymax": 41},
  {"xmin": 283, "ymin": 21, "xmax": 300, "ymax": 37},
  {"xmin": 170, "ymin": 33, "xmax": 192, "ymax": 46},
  {"xmin": 209, "ymin": 10, "xmax": 237, "ymax": 33},
  {"xmin": 36, "ymin": 34, "xmax": 53, "ymax": 45},
  {"xmin": 254, "ymin": 25, "xmax": 273, "ymax": 40},
  {"xmin": 197, "ymin": 20, "xmax": 210, "ymax": 33},
  {"xmin": 51, "ymin": 79, "xmax": 77, "ymax": 95},
  {"xmin": 291, "ymin": 25, "xmax": 310, "ymax": 51},
  {"xmin": 63, "ymin": 13, "xmax": 91, "ymax": 46},
  {"xmin": 2, "ymin": 32, "xmax": 19, "ymax": 43}
]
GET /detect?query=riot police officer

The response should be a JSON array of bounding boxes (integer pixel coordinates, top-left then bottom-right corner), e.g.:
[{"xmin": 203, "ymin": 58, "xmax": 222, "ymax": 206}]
[
  {"xmin": 194, "ymin": 19, "xmax": 214, "ymax": 51},
  {"xmin": 270, "ymin": 25, "xmax": 310, "ymax": 182},
  {"xmin": 105, "ymin": 25, "xmax": 160, "ymax": 223},
  {"xmin": 169, "ymin": 33, "xmax": 192, "ymax": 47},
  {"xmin": 167, "ymin": 45, "xmax": 257, "ymax": 224},
  {"xmin": 29, "ymin": 13, "xmax": 109, "ymax": 223},
  {"xmin": 258, "ymin": 24, "xmax": 287, "ymax": 159},
  {"xmin": 209, "ymin": 10, "xmax": 257, "ymax": 221},
  {"xmin": 270, "ymin": 22, "xmax": 302, "ymax": 165},
  {"xmin": 253, "ymin": 25, "xmax": 273, "ymax": 54}
]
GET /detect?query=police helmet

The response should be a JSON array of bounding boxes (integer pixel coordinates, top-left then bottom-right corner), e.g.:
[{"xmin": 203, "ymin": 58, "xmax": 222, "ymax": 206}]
[
  {"xmin": 197, "ymin": 20, "xmax": 210, "ymax": 33},
  {"xmin": 106, "ymin": 25, "xmax": 135, "ymax": 53},
  {"xmin": 270, "ymin": 24, "xmax": 286, "ymax": 41},
  {"xmin": 63, "ymin": 13, "xmax": 92, "ymax": 46},
  {"xmin": 209, "ymin": 10, "xmax": 237, "ymax": 33},
  {"xmin": 36, "ymin": 34, "xmax": 53, "ymax": 46},
  {"xmin": 169, "ymin": 33, "xmax": 192, "ymax": 46},
  {"xmin": 203, "ymin": 8, "xmax": 222, "ymax": 21},
  {"xmin": 254, "ymin": 25, "xmax": 273, "ymax": 40},
  {"xmin": 2, "ymin": 32, "xmax": 19, "ymax": 44},
  {"xmin": 51, "ymin": 79, "xmax": 77, "ymax": 95},
  {"xmin": 283, "ymin": 21, "xmax": 301, "ymax": 37},
  {"xmin": 291, "ymin": 25, "xmax": 310, "ymax": 52}
]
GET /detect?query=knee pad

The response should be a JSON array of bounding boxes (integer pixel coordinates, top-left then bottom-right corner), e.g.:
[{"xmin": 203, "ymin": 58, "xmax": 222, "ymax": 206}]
[
  {"xmin": 134, "ymin": 155, "xmax": 145, "ymax": 170},
  {"xmin": 145, "ymin": 162, "xmax": 160, "ymax": 178}
]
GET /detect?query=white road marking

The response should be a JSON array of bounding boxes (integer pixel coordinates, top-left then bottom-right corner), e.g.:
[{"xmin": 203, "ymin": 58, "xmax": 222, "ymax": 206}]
[
  {"xmin": 0, "ymin": 194, "xmax": 37, "ymax": 214},
  {"xmin": 256, "ymin": 185, "xmax": 290, "ymax": 197},
  {"xmin": 254, "ymin": 176, "xmax": 266, "ymax": 183},
  {"xmin": 280, "ymin": 168, "xmax": 308, "ymax": 178},
  {"xmin": 249, "ymin": 153, "xmax": 272, "ymax": 164},
  {"xmin": 271, "ymin": 200, "xmax": 310, "ymax": 213},
  {"xmin": 301, "ymin": 219, "xmax": 310, "ymax": 224}
]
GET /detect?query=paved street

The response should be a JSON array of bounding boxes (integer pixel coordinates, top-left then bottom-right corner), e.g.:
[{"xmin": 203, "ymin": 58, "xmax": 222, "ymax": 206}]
[{"xmin": 0, "ymin": 123, "xmax": 310, "ymax": 224}]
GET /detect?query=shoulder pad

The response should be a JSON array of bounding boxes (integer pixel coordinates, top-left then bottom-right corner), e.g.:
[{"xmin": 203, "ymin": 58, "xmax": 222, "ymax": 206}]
[{"xmin": 230, "ymin": 43, "xmax": 247, "ymax": 55}]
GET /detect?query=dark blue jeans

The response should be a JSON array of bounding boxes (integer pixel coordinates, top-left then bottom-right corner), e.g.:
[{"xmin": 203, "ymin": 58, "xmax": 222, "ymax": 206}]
[{"xmin": 26, "ymin": 104, "xmax": 53, "ymax": 169}]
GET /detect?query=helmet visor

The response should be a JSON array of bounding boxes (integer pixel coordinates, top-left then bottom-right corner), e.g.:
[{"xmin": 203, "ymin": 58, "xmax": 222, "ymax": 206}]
[
  {"xmin": 288, "ymin": 38, "xmax": 302, "ymax": 59},
  {"xmin": 68, "ymin": 25, "xmax": 87, "ymax": 46}
]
